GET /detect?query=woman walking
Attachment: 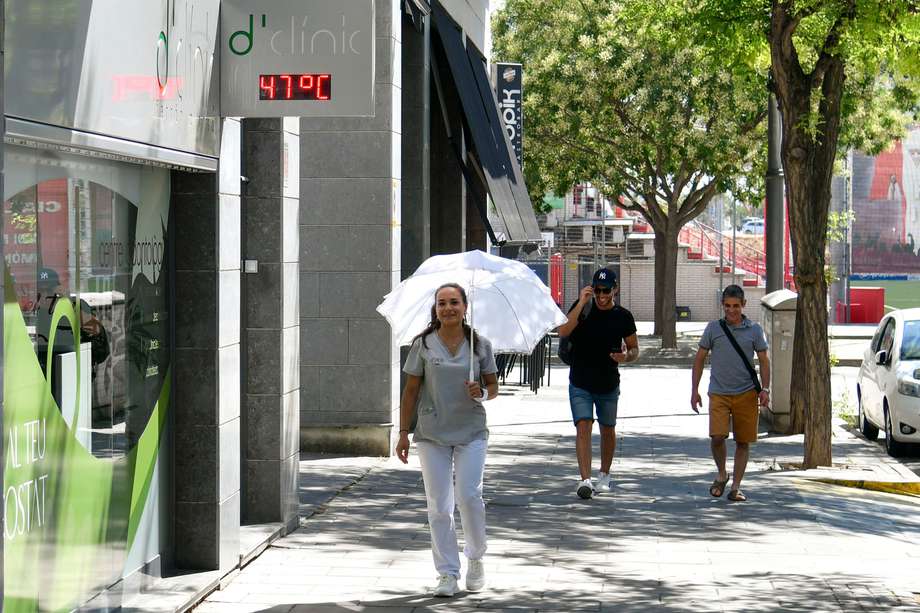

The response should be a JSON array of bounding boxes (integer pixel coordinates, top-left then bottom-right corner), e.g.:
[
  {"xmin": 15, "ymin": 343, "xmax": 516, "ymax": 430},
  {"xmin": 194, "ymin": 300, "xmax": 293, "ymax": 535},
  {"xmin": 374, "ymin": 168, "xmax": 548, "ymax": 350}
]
[{"xmin": 396, "ymin": 283, "xmax": 499, "ymax": 597}]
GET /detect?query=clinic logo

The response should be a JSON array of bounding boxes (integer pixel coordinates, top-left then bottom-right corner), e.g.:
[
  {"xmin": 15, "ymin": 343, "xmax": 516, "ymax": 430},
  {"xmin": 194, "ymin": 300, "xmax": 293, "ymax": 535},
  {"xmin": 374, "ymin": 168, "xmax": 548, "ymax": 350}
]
[
  {"xmin": 229, "ymin": 13, "xmax": 266, "ymax": 55},
  {"xmin": 228, "ymin": 12, "xmax": 365, "ymax": 57}
]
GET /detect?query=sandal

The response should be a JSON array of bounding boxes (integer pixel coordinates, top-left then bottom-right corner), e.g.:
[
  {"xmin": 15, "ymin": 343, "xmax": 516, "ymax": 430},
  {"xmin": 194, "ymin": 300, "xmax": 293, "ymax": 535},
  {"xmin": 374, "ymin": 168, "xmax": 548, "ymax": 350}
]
[
  {"xmin": 709, "ymin": 477, "xmax": 729, "ymax": 498},
  {"xmin": 727, "ymin": 489, "xmax": 747, "ymax": 502}
]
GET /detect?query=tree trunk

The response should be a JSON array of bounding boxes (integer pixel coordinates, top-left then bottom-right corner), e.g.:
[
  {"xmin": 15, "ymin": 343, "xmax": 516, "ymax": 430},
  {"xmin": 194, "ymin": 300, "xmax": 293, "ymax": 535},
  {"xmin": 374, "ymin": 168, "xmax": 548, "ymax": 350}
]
[
  {"xmin": 655, "ymin": 229, "xmax": 679, "ymax": 349},
  {"xmin": 769, "ymin": 1, "xmax": 847, "ymax": 468},
  {"xmin": 653, "ymin": 233, "xmax": 667, "ymax": 336},
  {"xmin": 784, "ymin": 144, "xmax": 834, "ymax": 467}
]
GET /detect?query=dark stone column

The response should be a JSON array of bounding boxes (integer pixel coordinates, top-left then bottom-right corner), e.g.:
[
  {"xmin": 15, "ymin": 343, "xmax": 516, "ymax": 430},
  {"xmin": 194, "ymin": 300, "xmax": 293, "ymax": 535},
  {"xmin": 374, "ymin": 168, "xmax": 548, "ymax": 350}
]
[
  {"xmin": 401, "ymin": 12, "xmax": 430, "ymax": 279},
  {"xmin": 172, "ymin": 118, "xmax": 242, "ymax": 571},
  {"xmin": 465, "ymin": 172, "xmax": 488, "ymax": 251},
  {"xmin": 241, "ymin": 118, "xmax": 300, "ymax": 528},
  {"xmin": 429, "ymin": 41, "xmax": 466, "ymax": 256}
]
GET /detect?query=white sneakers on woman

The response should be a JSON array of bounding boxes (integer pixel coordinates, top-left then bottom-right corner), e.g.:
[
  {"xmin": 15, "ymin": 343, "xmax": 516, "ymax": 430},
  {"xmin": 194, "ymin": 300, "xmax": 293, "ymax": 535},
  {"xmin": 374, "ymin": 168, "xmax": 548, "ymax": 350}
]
[
  {"xmin": 432, "ymin": 559, "xmax": 485, "ymax": 597},
  {"xmin": 433, "ymin": 574, "xmax": 458, "ymax": 597},
  {"xmin": 466, "ymin": 558, "xmax": 485, "ymax": 591}
]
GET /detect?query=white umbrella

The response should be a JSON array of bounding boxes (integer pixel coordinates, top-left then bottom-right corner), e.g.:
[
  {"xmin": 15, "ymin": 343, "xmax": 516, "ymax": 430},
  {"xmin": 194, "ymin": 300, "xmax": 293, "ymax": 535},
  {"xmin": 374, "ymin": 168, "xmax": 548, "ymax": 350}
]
[{"xmin": 376, "ymin": 250, "xmax": 568, "ymax": 378}]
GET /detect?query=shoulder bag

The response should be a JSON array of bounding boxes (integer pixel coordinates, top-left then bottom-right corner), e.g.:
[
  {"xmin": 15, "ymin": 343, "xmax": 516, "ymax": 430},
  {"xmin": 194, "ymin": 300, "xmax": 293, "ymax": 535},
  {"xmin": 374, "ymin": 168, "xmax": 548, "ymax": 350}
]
[
  {"xmin": 557, "ymin": 300, "xmax": 592, "ymax": 365},
  {"xmin": 718, "ymin": 319, "xmax": 762, "ymax": 393}
]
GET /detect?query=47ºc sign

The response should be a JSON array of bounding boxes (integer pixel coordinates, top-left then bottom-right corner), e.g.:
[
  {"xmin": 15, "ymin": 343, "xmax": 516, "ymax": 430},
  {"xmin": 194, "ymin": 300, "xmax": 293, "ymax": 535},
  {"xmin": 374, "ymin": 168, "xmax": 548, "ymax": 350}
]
[{"xmin": 220, "ymin": 0, "xmax": 375, "ymax": 117}]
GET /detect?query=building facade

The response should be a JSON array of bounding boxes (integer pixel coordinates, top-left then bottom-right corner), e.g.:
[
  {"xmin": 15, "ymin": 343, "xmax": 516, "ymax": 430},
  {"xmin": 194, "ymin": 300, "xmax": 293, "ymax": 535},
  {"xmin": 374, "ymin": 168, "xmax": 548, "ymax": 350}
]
[{"xmin": 0, "ymin": 0, "xmax": 538, "ymax": 610}]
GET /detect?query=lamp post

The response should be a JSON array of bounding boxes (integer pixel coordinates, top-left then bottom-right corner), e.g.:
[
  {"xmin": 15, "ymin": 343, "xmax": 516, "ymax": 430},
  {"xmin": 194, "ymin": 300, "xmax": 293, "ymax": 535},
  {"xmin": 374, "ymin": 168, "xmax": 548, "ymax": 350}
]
[{"xmin": 766, "ymin": 81, "xmax": 785, "ymax": 292}]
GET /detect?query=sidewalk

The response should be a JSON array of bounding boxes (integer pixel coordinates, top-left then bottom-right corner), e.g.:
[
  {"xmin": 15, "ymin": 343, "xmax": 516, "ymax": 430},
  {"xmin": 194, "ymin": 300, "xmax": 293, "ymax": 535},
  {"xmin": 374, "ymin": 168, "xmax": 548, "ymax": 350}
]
[{"xmin": 195, "ymin": 368, "xmax": 920, "ymax": 612}]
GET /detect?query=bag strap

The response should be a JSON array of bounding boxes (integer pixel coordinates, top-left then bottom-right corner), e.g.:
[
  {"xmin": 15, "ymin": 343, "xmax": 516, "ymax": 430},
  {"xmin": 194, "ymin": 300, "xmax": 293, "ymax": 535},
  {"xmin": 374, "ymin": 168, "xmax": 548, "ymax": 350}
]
[{"xmin": 718, "ymin": 319, "xmax": 762, "ymax": 393}]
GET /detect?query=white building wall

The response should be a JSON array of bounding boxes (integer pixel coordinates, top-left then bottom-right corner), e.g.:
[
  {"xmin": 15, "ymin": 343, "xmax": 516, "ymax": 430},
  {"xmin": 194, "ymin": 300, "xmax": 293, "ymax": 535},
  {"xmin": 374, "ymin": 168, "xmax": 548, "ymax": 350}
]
[
  {"xmin": 444, "ymin": 0, "xmax": 489, "ymax": 50},
  {"xmin": 619, "ymin": 260, "xmax": 765, "ymax": 324}
]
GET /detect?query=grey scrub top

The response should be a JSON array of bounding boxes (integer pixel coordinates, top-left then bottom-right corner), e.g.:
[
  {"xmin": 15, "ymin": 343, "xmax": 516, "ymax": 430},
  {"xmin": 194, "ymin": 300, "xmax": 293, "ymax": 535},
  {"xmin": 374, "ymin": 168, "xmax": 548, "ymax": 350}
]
[{"xmin": 403, "ymin": 332, "xmax": 498, "ymax": 446}]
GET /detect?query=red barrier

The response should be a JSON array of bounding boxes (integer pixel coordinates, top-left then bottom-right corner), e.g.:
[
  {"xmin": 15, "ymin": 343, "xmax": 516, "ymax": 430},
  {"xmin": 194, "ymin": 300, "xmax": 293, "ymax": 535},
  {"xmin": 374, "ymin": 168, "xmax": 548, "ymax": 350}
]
[
  {"xmin": 837, "ymin": 287, "xmax": 885, "ymax": 323},
  {"xmin": 549, "ymin": 253, "xmax": 563, "ymax": 306}
]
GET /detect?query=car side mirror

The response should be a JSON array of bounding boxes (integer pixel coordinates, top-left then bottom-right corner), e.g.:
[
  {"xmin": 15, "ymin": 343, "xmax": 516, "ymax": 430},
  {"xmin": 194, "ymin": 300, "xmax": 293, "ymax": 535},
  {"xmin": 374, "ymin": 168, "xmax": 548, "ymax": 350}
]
[{"xmin": 875, "ymin": 350, "xmax": 889, "ymax": 366}]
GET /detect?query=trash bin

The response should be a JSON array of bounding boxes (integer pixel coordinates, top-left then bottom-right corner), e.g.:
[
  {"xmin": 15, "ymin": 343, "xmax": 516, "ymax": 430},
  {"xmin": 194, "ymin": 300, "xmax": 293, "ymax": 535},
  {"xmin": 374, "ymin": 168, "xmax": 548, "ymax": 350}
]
[
  {"xmin": 761, "ymin": 290, "xmax": 797, "ymax": 434},
  {"xmin": 675, "ymin": 306, "xmax": 691, "ymax": 321}
]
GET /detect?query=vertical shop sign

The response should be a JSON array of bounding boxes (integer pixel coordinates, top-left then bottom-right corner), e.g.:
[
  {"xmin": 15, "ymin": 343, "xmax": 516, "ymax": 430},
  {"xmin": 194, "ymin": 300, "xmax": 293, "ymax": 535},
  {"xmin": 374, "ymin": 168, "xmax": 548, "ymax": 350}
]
[{"xmin": 493, "ymin": 62, "xmax": 523, "ymax": 167}]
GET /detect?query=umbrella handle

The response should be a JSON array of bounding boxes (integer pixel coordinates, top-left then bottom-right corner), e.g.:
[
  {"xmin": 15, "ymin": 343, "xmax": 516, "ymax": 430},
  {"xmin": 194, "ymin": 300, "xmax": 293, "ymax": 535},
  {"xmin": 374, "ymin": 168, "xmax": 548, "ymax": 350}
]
[{"xmin": 469, "ymin": 274, "xmax": 475, "ymax": 382}]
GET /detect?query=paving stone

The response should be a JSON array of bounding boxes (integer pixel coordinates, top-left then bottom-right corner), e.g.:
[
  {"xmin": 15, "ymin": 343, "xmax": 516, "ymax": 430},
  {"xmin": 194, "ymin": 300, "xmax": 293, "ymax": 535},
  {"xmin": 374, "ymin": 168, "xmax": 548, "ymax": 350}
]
[{"xmin": 195, "ymin": 367, "xmax": 920, "ymax": 613}]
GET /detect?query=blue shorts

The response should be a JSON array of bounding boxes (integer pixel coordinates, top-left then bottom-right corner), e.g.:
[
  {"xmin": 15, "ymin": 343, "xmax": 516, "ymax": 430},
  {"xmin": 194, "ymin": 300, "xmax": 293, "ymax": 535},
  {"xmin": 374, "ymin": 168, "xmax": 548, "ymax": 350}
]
[{"xmin": 569, "ymin": 384, "xmax": 620, "ymax": 427}]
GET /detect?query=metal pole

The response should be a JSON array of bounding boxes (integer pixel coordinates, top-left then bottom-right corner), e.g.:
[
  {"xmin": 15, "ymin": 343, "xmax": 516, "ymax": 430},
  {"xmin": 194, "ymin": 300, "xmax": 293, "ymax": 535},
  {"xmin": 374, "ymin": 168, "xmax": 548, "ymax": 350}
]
[
  {"xmin": 601, "ymin": 192, "xmax": 606, "ymax": 267},
  {"xmin": 732, "ymin": 198, "xmax": 737, "ymax": 287},
  {"xmin": 845, "ymin": 149, "xmax": 853, "ymax": 323},
  {"xmin": 766, "ymin": 90, "xmax": 785, "ymax": 292}
]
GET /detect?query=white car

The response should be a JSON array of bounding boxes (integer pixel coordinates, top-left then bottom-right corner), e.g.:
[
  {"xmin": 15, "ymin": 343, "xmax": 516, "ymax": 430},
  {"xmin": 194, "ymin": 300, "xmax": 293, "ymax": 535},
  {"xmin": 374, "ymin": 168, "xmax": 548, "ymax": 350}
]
[
  {"xmin": 856, "ymin": 308, "xmax": 920, "ymax": 457},
  {"xmin": 740, "ymin": 218, "xmax": 764, "ymax": 234}
]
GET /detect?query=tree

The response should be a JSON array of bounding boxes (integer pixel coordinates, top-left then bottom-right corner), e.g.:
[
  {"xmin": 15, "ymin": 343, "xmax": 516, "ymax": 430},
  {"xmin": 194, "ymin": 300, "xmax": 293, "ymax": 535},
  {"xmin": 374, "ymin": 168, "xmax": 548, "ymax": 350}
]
[
  {"xmin": 492, "ymin": 0, "xmax": 768, "ymax": 348},
  {"xmin": 703, "ymin": 0, "xmax": 919, "ymax": 467}
]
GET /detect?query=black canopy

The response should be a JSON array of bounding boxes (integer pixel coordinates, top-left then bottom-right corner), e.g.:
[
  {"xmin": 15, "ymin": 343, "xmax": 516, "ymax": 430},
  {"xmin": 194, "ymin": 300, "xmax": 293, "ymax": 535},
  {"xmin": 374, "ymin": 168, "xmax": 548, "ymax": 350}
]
[{"xmin": 430, "ymin": 1, "xmax": 541, "ymax": 245}]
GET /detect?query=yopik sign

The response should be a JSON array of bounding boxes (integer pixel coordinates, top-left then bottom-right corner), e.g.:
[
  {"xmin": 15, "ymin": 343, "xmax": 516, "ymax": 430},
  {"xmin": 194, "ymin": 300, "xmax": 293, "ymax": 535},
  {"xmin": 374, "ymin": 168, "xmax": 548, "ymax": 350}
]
[{"xmin": 220, "ymin": 0, "xmax": 375, "ymax": 117}]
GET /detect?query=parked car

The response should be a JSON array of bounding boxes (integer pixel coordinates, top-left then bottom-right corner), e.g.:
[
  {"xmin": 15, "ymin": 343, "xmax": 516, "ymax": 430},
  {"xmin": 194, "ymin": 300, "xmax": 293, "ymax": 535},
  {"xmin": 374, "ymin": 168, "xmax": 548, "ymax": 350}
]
[
  {"xmin": 856, "ymin": 308, "xmax": 920, "ymax": 457},
  {"xmin": 740, "ymin": 218, "xmax": 764, "ymax": 234}
]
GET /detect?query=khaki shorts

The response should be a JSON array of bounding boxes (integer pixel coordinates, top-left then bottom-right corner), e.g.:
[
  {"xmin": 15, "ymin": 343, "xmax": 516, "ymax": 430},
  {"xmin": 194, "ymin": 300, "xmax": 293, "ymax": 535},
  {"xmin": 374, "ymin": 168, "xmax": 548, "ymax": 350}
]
[{"xmin": 709, "ymin": 390, "xmax": 759, "ymax": 443}]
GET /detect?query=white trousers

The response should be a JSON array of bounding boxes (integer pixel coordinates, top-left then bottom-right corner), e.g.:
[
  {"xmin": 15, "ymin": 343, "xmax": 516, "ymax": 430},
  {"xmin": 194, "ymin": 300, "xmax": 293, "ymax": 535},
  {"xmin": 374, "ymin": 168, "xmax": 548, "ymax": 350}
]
[{"xmin": 416, "ymin": 438, "xmax": 488, "ymax": 577}]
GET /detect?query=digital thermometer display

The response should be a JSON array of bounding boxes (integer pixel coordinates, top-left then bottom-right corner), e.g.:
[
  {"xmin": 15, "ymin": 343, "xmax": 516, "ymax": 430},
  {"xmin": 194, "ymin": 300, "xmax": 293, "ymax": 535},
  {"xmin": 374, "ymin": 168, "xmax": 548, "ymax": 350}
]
[{"xmin": 258, "ymin": 74, "xmax": 331, "ymax": 100}]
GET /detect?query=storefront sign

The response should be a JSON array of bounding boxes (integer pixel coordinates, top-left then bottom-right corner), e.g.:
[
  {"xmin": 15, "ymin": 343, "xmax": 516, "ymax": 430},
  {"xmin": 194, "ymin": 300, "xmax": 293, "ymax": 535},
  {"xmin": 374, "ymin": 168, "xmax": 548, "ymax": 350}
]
[
  {"xmin": 5, "ymin": 0, "xmax": 221, "ymax": 157},
  {"xmin": 493, "ymin": 62, "xmax": 524, "ymax": 167},
  {"xmin": 221, "ymin": 0, "xmax": 375, "ymax": 117}
]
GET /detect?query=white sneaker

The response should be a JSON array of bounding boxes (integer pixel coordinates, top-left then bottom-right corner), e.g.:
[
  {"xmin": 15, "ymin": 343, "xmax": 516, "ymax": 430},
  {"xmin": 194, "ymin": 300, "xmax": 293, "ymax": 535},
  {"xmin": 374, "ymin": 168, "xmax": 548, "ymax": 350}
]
[
  {"xmin": 466, "ymin": 559, "xmax": 485, "ymax": 592},
  {"xmin": 576, "ymin": 478, "xmax": 595, "ymax": 499},
  {"xmin": 596, "ymin": 472, "xmax": 613, "ymax": 493},
  {"xmin": 433, "ymin": 574, "xmax": 458, "ymax": 597}
]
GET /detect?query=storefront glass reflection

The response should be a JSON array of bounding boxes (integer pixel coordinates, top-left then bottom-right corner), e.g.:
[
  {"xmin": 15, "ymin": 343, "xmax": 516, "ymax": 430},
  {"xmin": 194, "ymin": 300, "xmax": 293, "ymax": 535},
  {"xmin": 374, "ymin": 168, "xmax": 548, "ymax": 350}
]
[
  {"xmin": 4, "ymin": 178, "xmax": 169, "ymax": 458},
  {"xmin": 3, "ymin": 146, "xmax": 171, "ymax": 611}
]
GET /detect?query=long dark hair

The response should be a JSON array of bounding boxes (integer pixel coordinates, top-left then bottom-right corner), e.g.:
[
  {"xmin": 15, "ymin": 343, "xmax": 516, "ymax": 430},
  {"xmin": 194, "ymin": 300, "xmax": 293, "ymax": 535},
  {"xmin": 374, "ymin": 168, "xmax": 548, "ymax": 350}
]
[{"xmin": 411, "ymin": 283, "xmax": 479, "ymax": 355}]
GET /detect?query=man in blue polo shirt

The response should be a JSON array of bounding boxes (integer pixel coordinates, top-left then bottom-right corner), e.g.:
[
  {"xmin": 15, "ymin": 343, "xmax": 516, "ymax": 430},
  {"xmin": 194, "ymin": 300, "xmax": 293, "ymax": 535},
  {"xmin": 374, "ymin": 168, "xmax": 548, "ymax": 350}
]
[{"xmin": 690, "ymin": 285, "xmax": 770, "ymax": 502}]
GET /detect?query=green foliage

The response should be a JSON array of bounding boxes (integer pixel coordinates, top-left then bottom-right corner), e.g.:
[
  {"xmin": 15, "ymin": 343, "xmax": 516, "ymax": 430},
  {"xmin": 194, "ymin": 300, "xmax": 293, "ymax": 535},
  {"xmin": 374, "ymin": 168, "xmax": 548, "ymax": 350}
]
[
  {"xmin": 697, "ymin": 0, "xmax": 920, "ymax": 156},
  {"xmin": 492, "ymin": 0, "xmax": 769, "ymax": 225},
  {"xmin": 826, "ymin": 210, "xmax": 854, "ymax": 243}
]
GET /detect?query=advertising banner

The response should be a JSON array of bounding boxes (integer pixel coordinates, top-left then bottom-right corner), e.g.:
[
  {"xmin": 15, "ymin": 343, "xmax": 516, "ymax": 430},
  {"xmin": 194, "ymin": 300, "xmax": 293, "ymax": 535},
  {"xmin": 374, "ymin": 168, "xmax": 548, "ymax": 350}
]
[
  {"xmin": 3, "ymin": 150, "xmax": 172, "ymax": 612},
  {"xmin": 493, "ymin": 62, "xmax": 523, "ymax": 167},
  {"xmin": 851, "ymin": 126, "xmax": 920, "ymax": 274}
]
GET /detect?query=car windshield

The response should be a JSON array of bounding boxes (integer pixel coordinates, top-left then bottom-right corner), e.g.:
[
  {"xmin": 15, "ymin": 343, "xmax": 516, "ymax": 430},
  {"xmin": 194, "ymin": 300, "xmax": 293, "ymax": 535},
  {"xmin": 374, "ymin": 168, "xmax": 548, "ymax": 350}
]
[{"xmin": 902, "ymin": 320, "xmax": 920, "ymax": 361}]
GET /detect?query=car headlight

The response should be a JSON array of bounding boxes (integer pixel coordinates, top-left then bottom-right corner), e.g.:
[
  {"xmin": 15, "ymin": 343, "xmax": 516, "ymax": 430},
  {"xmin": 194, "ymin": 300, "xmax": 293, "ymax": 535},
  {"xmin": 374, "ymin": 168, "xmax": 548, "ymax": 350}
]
[{"xmin": 899, "ymin": 378, "xmax": 920, "ymax": 398}]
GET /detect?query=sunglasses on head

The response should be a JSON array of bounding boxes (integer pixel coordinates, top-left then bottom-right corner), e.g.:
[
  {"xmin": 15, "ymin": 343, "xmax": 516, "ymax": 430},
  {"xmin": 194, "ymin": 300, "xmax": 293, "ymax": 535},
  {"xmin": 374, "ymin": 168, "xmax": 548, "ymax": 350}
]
[{"xmin": 594, "ymin": 286, "xmax": 614, "ymax": 294}]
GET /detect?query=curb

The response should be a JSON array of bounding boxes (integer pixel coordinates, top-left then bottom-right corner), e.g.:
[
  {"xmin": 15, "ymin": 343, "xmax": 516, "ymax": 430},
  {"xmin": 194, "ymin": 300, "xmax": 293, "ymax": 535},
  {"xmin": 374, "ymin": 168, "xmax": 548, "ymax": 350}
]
[{"xmin": 810, "ymin": 479, "xmax": 920, "ymax": 498}]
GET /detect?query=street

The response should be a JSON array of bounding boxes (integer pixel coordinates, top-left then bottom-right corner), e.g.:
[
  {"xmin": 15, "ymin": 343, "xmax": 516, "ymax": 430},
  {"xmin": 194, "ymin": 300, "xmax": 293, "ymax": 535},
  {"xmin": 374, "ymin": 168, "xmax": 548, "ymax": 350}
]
[{"xmin": 195, "ymin": 367, "xmax": 920, "ymax": 612}]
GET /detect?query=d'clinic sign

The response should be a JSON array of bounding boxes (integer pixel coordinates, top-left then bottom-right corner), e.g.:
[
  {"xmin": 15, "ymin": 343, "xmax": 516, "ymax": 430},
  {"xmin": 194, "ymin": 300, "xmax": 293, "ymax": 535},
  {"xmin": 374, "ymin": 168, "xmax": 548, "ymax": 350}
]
[{"xmin": 220, "ymin": 0, "xmax": 375, "ymax": 117}]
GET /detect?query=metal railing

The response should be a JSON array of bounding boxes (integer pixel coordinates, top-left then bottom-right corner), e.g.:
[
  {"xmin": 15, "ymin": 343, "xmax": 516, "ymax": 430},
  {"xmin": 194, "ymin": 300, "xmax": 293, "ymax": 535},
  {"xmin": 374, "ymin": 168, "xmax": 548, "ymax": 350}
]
[
  {"xmin": 495, "ymin": 334, "xmax": 552, "ymax": 393},
  {"xmin": 677, "ymin": 220, "xmax": 767, "ymax": 278}
]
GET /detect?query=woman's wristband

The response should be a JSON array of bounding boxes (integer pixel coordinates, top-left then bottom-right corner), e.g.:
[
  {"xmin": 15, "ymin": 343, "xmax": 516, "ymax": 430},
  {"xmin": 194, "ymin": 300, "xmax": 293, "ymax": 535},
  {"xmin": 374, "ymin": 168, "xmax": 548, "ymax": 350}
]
[{"xmin": 398, "ymin": 429, "xmax": 409, "ymax": 434}]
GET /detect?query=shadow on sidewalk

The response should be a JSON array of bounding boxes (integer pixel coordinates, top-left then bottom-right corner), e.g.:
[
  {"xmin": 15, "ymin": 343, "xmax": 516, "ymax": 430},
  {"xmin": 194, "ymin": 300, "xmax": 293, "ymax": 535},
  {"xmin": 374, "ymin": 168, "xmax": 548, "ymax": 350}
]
[{"xmin": 227, "ymin": 566, "xmax": 915, "ymax": 612}]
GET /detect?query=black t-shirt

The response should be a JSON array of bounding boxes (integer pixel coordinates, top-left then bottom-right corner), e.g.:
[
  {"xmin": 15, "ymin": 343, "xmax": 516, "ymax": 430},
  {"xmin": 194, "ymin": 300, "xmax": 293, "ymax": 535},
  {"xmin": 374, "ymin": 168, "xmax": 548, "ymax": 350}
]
[{"xmin": 567, "ymin": 299, "xmax": 637, "ymax": 393}]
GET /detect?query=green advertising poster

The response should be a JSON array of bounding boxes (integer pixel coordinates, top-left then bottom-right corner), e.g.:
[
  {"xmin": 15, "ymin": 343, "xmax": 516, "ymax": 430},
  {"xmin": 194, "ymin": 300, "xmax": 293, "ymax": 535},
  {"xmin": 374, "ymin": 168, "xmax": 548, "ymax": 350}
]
[{"xmin": 3, "ymin": 148, "xmax": 172, "ymax": 611}]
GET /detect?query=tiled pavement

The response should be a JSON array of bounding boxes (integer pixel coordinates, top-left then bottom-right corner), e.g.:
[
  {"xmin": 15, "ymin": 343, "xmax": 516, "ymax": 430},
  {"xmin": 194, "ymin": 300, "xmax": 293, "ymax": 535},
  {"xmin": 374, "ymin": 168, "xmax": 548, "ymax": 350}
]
[{"xmin": 194, "ymin": 368, "xmax": 920, "ymax": 612}]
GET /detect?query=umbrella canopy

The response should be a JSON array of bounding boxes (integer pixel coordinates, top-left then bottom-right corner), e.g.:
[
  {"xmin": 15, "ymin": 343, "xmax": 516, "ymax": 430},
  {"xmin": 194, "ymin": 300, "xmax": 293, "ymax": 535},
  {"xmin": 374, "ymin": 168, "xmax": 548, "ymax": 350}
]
[{"xmin": 376, "ymin": 250, "xmax": 567, "ymax": 355}]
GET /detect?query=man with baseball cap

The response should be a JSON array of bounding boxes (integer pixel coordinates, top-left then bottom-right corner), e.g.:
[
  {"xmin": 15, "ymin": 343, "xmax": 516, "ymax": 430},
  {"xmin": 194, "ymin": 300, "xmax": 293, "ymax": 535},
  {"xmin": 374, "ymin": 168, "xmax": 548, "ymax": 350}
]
[{"xmin": 557, "ymin": 267, "xmax": 639, "ymax": 499}]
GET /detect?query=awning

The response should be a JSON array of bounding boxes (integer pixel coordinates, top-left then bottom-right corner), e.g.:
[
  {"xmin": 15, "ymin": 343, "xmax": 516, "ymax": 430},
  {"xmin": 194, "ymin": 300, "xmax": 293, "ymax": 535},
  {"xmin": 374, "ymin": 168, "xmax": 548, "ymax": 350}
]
[
  {"xmin": 401, "ymin": 0, "xmax": 430, "ymax": 32},
  {"xmin": 430, "ymin": 1, "xmax": 541, "ymax": 245}
]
